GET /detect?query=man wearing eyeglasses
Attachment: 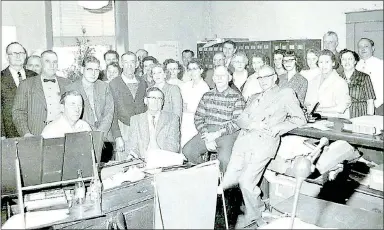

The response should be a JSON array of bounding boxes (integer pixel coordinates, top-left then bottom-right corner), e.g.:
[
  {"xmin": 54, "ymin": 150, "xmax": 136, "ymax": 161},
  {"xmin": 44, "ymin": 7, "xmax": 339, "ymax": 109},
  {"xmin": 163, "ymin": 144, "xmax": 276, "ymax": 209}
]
[
  {"xmin": 1, "ymin": 42, "xmax": 38, "ymax": 138},
  {"xmin": 220, "ymin": 65, "xmax": 306, "ymax": 228},
  {"xmin": 65, "ymin": 56, "xmax": 114, "ymax": 141},
  {"xmin": 127, "ymin": 87, "xmax": 180, "ymax": 160},
  {"xmin": 12, "ymin": 50, "xmax": 71, "ymax": 137}
]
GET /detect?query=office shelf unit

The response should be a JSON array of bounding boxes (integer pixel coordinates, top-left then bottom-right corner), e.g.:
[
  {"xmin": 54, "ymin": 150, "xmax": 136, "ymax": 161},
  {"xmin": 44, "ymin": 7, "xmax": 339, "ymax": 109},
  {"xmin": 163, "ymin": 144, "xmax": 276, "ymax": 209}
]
[{"xmin": 197, "ymin": 39, "xmax": 321, "ymax": 71}]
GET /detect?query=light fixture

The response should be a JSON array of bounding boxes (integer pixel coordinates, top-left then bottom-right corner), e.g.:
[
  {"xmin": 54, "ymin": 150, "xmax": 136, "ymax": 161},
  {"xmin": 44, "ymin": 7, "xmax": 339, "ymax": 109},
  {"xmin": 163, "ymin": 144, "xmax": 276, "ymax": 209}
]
[{"xmin": 78, "ymin": 1, "xmax": 109, "ymax": 10}]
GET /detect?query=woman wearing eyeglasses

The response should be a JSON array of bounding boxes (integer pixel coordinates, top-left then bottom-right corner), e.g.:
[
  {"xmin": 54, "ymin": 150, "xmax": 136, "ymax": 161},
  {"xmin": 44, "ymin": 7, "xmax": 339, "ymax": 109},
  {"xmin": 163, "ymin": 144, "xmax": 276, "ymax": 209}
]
[
  {"xmin": 151, "ymin": 64, "xmax": 183, "ymax": 122},
  {"xmin": 180, "ymin": 58, "xmax": 210, "ymax": 147},
  {"xmin": 278, "ymin": 50, "xmax": 308, "ymax": 106},
  {"xmin": 339, "ymin": 49, "xmax": 375, "ymax": 118},
  {"xmin": 304, "ymin": 49, "xmax": 351, "ymax": 118}
]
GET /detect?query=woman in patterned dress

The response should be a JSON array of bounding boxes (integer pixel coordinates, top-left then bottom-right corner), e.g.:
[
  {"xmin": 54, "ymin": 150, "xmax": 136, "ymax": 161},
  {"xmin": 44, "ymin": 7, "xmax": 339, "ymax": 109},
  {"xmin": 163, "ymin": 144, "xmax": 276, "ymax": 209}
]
[{"xmin": 339, "ymin": 49, "xmax": 376, "ymax": 118}]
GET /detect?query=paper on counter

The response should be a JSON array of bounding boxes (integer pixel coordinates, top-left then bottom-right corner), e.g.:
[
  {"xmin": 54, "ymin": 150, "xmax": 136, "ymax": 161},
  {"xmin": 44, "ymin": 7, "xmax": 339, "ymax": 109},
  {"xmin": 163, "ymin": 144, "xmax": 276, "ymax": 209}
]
[
  {"xmin": 305, "ymin": 120, "xmax": 334, "ymax": 131},
  {"xmin": 259, "ymin": 217, "xmax": 336, "ymax": 229},
  {"xmin": 2, "ymin": 209, "xmax": 69, "ymax": 229},
  {"xmin": 145, "ymin": 149, "xmax": 186, "ymax": 169}
]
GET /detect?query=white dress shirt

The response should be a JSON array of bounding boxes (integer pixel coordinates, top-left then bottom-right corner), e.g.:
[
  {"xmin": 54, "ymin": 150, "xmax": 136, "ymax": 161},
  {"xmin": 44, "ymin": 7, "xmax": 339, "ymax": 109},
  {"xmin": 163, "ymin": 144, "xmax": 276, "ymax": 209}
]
[
  {"xmin": 356, "ymin": 56, "xmax": 383, "ymax": 107},
  {"xmin": 305, "ymin": 70, "xmax": 351, "ymax": 118},
  {"xmin": 41, "ymin": 115, "xmax": 92, "ymax": 139},
  {"xmin": 41, "ymin": 76, "xmax": 61, "ymax": 123},
  {"xmin": 121, "ymin": 72, "xmax": 138, "ymax": 84},
  {"xmin": 9, "ymin": 67, "xmax": 26, "ymax": 87}
]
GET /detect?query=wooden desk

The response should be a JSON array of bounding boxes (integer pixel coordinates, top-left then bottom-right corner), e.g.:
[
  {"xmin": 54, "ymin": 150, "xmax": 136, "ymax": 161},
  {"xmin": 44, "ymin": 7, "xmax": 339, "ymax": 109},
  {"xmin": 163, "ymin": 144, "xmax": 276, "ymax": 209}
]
[
  {"xmin": 288, "ymin": 126, "xmax": 383, "ymax": 150},
  {"xmin": 52, "ymin": 177, "xmax": 154, "ymax": 229},
  {"xmin": 273, "ymin": 194, "xmax": 383, "ymax": 229}
]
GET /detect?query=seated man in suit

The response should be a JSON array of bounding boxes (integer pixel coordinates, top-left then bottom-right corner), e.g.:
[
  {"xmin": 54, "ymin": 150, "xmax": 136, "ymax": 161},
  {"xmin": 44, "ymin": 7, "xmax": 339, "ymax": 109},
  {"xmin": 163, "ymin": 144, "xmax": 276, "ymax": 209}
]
[
  {"xmin": 1, "ymin": 42, "xmax": 38, "ymax": 138},
  {"xmin": 127, "ymin": 87, "xmax": 181, "ymax": 160},
  {"xmin": 220, "ymin": 65, "xmax": 307, "ymax": 228},
  {"xmin": 41, "ymin": 90, "xmax": 91, "ymax": 138},
  {"xmin": 183, "ymin": 66, "xmax": 246, "ymax": 173}
]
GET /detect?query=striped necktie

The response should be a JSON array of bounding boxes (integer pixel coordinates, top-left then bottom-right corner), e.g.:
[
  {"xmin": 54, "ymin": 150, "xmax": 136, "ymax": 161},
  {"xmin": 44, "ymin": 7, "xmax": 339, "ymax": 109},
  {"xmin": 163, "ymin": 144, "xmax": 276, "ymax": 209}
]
[{"xmin": 17, "ymin": 71, "xmax": 23, "ymax": 84}]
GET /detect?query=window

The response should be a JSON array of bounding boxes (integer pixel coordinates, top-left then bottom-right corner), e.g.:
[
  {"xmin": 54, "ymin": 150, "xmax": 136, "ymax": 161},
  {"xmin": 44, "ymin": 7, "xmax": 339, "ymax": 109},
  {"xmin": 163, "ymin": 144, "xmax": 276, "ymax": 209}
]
[{"xmin": 51, "ymin": 1, "xmax": 116, "ymax": 71}]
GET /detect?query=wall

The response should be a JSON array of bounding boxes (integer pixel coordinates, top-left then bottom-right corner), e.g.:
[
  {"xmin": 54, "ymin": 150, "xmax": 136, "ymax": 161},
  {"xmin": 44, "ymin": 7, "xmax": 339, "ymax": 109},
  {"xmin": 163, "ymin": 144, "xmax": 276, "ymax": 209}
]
[
  {"xmin": 1, "ymin": 1, "xmax": 47, "ymax": 55},
  {"xmin": 209, "ymin": 1, "xmax": 383, "ymax": 50},
  {"xmin": 127, "ymin": 1, "xmax": 210, "ymax": 56}
]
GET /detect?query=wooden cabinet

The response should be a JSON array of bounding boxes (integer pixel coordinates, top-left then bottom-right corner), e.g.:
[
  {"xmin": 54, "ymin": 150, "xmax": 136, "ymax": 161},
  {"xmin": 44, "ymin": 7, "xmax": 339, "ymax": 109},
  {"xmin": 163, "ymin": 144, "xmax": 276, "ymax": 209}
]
[
  {"xmin": 52, "ymin": 177, "xmax": 154, "ymax": 229},
  {"xmin": 197, "ymin": 39, "xmax": 321, "ymax": 70},
  {"xmin": 346, "ymin": 9, "xmax": 383, "ymax": 59}
]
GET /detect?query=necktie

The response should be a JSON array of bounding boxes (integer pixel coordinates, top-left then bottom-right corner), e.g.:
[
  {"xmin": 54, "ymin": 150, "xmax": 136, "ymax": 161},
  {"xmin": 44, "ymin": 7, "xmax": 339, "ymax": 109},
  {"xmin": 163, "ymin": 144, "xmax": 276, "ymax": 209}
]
[
  {"xmin": 43, "ymin": 78, "xmax": 56, "ymax": 83},
  {"xmin": 17, "ymin": 72, "xmax": 23, "ymax": 83},
  {"xmin": 152, "ymin": 116, "xmax": 156, "ymax": 128}
]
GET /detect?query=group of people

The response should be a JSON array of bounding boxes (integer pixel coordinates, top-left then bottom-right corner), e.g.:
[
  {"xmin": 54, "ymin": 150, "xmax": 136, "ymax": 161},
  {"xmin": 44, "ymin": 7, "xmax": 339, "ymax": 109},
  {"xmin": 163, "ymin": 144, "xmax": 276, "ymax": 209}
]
[{"xmin": 1, "ymin": 30, "xmax": 383, "ymax": 228}]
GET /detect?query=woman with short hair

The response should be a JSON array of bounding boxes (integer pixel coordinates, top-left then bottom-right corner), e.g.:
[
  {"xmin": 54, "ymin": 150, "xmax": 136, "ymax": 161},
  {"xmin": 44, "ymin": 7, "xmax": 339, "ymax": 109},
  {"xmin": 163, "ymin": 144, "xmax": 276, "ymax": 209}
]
[{"xmin": 339, "ymin": 49, "xmax": 375, "ymax": 118}]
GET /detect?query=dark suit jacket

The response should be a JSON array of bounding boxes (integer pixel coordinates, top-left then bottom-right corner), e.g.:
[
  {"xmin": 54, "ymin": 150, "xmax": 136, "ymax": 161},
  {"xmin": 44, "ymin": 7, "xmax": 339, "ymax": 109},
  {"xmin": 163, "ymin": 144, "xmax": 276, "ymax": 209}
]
[
  {"xmin": 65, "ymin": 79, "xmax": 114, "ymax": 134},
  {"xmin": 130, "ymin": 111, "xmax": 180, "ymax": 159},
  {"xmin": 12, "ymin": 75, "xmax": 71, "ymax": 136},
  {"xmin": 109, "ymin": 76, "xmax": 147, "ymax": 138},
  {"xmin": 1, "ymin": 66, "xmax": 37, "ymax": 137}
]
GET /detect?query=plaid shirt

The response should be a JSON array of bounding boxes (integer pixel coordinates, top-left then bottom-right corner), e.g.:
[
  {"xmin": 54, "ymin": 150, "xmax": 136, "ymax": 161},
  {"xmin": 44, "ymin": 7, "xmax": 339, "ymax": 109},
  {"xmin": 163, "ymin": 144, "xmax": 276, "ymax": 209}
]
[{"xmin": 194, "ymin": 87, "xmax": 246, "ymax": 136}]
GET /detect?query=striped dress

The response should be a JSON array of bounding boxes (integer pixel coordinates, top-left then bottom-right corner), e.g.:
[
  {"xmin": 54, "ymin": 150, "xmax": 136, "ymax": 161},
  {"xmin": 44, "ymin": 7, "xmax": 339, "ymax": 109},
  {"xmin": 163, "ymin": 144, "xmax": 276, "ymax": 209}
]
[{"xmin": 340, "ymin": 70, "xmax": 376, "ymax": 118}]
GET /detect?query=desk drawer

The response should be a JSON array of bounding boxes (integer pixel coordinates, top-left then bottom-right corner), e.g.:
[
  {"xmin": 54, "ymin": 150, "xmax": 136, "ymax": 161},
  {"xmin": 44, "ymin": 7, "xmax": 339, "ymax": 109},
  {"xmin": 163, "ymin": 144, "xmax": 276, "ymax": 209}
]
[{"xmin": 102, "ymin": 178, "xmax": 154, "ymax": 213}]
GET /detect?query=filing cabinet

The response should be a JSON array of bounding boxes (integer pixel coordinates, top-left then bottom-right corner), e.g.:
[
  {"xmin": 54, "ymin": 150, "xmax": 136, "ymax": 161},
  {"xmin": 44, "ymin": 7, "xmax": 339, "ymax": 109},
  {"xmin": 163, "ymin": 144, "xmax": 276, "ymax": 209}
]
[{"xmin": 197, "ymin": 39, "xmax": 321, "ymax": 71}]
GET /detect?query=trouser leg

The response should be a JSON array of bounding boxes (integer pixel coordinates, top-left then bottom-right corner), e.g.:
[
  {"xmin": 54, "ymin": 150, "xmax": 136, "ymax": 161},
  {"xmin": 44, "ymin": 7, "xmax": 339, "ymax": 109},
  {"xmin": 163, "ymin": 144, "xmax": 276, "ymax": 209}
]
[
  {"xmin": 182, "ymin": 133, "xmax": 208, "ymax": 165},
  {"xmin": 215, "ymin": 131, "xmax": 239, "ymax": 173}
]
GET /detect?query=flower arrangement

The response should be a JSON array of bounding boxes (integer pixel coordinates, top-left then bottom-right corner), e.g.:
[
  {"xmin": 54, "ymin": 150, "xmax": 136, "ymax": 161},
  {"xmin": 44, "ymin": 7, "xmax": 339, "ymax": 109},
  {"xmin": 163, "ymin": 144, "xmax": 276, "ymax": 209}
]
[{"xmin": 64, "ymin": 27, "xmax": 95, "ymax": 82}]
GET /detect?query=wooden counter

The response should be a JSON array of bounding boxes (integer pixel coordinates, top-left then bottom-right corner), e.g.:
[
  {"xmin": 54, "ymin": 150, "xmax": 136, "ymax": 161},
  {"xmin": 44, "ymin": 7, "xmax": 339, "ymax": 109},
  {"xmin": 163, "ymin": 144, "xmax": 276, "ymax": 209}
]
[{"xmin": 288, "ymin": 126, "xmax": 383, "ymax": 150}]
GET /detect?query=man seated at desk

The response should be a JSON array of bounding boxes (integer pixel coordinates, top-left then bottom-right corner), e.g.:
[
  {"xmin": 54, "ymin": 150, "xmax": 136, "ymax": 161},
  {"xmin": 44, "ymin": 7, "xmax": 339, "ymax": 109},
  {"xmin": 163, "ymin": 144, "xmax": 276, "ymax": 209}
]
[
  {"xmin": 126, "ymin": 87, "xmax": 181, "ymax": 160},
  {"xmin": 41, "ymin": 90, "xmax": 91, "ymax": 138},
  {"xmin": 220, "ymin": 65, "xmax": 307, "ymax": 228}
]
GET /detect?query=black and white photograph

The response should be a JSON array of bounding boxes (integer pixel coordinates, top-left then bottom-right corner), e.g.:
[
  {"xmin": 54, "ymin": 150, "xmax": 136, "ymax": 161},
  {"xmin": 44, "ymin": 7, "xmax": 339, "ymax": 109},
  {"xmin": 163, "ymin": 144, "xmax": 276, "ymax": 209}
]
[{"xmin": 1, "ymin": 0, "xmax": 383, "ymax": 229}]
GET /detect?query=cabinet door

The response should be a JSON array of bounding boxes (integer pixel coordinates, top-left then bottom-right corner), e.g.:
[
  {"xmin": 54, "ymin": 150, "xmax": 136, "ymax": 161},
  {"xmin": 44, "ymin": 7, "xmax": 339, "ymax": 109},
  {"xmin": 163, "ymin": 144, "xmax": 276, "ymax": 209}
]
[{"xmin": 123, "ymin": 199, "xmax": 154, "ymax": 229}]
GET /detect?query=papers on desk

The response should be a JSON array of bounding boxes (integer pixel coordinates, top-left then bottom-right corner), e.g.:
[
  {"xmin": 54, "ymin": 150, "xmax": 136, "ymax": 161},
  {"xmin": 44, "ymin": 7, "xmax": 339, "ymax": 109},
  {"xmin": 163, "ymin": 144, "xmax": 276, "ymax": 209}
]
[
  {"xmin": 349, "ymin": 115, "xmax": 383, "ymax": 135},
  {"xmin": 145, "ymin": 149, "xmax": 186, "ymax": 169},
  {"xmin": 103, "ymin": 167, "xmax": 146, "ymax": 190},
  {"xmin": 259, "ymin": 217, "xmax": 335, "ymax": 229},
  {"xmin": 2, "ymin": 209, "xmax": 69, "ymax": 229},
  {"xmin": 305, "ymin": 120, "xmax": 334, "ymax": 131}
]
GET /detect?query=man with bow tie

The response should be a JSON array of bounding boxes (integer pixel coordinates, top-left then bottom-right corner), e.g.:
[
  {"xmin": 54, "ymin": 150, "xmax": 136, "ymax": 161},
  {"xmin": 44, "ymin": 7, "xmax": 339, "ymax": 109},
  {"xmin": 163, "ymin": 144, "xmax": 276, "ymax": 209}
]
[{"xmin": 12, "ymin": 50, "xmax": 71, "ymax": 136}]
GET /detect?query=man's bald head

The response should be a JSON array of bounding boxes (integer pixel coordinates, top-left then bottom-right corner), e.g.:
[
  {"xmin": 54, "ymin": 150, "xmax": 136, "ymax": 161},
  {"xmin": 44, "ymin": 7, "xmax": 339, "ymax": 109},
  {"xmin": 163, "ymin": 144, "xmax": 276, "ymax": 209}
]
[
  {"xmin": 213, "ymin": 66, "xmax": 232, "ymax": 91},
  {"xmin": 257, "ymin": 65, "xmax": 277, "ymax": 91},
  {"xmin": 213, "ymin": 52, "xmax": 225, "ymax": 68},
  {"xmin": 258, "ymin": 65, "xmax": 275, "ymax": 77}
]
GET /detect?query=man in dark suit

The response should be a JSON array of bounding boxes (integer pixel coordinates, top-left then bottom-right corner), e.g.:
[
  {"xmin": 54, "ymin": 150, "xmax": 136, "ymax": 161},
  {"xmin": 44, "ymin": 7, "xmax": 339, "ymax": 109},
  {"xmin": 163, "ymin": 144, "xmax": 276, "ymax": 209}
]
[
  {"xmin": 1, "ymin": 42, "xmax": 37, "ymax": 138},
  {"xmin": 12, "ymin": 50, "xmax": 71, "ymax": 136}
]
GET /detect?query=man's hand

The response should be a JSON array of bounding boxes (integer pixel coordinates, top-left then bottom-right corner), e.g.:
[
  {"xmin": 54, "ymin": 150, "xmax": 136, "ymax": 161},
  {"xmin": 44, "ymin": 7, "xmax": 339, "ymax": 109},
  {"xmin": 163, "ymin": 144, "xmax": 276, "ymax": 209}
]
[
  {"xmin": 115, "ymin": 137, "xmax": 125, "ymax": 153},
  {"xmin": 24, "ymin": 133, "xmax": 34, "ymax": 137},
  {"xmin": 205, "ymin": 140, "xmax": 217, "ymax": 151},
  {"xmin": 202, "ymin": 131, "xmax": 221, "ymax": 143}
]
